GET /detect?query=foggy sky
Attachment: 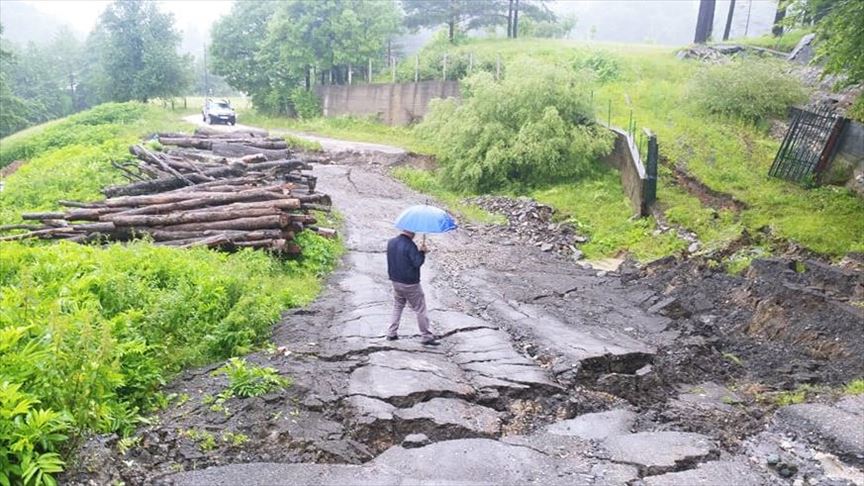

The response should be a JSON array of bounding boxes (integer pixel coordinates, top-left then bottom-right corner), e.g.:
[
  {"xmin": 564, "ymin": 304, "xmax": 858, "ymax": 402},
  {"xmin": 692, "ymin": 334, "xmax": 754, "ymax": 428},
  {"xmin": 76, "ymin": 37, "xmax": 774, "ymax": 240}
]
[{"xmin": 1, "ymin": 0, "xmax": 780, "ymax": 53}]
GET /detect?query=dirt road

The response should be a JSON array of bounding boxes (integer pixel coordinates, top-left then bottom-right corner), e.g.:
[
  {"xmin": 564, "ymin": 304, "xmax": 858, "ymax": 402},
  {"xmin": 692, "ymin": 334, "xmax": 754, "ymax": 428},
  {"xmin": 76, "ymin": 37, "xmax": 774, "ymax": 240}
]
[{"xmin": 68, "ymin": 123, "xmax": 864, "ymax": 485}]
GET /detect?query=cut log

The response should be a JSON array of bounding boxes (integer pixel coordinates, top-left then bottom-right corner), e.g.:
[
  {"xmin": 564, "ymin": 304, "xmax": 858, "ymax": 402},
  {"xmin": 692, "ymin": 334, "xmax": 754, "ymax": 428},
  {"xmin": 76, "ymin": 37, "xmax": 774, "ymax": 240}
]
[
  {"xmin": 130, "ymin": 145, "xmax": 194, "ymax": 185},
  {"xmin": 22, "ymin": 212, "xmax": 66, "ymax": 221},
  {"xmin": 211, "ymin": 142, "xmax": 288, "ymax": 160},
  {"xmin": 0, "ymin": 223, "xmax": 43, "ymax": 232},
  {"xmin": 156, "ymin": 214, "xmax": 289, "ymax": 232},
  {"xmin": 105, "ymin": 206, "xmax": 288, "ymax": 227},
  {"xmin": 193, "ymin": 126, "xmax": 268, "ymax": 138},
  {"xmin": 240, "ymin": 153, "xmax": 268, "ymax": 164},
  {"xmin": 148, "ymin": 229, "xmax": 286, "ymax": 242}
]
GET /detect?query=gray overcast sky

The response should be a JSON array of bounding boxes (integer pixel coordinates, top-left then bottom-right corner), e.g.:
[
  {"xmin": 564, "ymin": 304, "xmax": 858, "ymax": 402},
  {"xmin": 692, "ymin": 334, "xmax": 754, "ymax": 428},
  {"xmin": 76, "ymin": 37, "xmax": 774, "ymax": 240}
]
[
  {"xmin": 5, "ymin": 0, "xmax": 778, "ymax": 48},
  {"xmin": 13, "ymin": 0, "xmax": 232, "ymax": 33}
]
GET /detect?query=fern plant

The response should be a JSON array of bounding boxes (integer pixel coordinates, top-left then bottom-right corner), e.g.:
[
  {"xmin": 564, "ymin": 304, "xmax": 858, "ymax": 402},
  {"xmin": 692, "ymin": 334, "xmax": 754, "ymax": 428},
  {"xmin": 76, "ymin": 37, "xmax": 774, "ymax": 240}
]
[
  {"xmin": 0, "ymin": 382, "xmax": 69, "ymax": 486},
  {"xmin": 214, "ymin": 358, "xmax": 290, "ymax": 398}
]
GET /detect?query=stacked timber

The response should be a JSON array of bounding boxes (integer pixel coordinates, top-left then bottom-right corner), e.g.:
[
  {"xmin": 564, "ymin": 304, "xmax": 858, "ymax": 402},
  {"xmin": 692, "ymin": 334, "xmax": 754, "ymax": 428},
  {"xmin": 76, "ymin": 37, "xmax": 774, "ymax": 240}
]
[{"xmin": 0, "ymin": 129, "xmax": 335, "ymax": 254}]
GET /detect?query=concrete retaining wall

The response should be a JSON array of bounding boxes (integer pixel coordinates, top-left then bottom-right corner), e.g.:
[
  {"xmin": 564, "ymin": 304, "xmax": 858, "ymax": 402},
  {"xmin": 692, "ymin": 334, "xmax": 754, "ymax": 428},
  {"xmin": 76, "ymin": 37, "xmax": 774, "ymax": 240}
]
[
  {"xmin": 826, "ymin": 120, "xmax": 864, "ymax": 197},
  {"xmin": 315, "ymin": 81, "xmax": 460, "ymax": 126},
  {"xmin": 601, "ymin": 127, "xmax": 651, "ymax": 216}
]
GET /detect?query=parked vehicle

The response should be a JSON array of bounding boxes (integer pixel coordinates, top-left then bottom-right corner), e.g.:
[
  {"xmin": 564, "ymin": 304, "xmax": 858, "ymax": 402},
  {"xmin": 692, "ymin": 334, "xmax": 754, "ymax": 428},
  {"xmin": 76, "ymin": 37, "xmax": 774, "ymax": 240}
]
[{"xmin": 202, "ymin": 98, "xmax": 236, "ymax": 125}]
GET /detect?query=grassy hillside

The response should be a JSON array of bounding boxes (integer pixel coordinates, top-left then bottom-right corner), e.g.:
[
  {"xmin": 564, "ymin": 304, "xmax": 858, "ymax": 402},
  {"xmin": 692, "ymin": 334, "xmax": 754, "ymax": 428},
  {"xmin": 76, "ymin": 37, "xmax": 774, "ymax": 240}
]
[
  {"xmin": 0, "ymin": 102, "xmax": 341, "ymax": 484},
  {"xmin": 321, "ymin": 38, "xmax": 862, "ymax": 260}
]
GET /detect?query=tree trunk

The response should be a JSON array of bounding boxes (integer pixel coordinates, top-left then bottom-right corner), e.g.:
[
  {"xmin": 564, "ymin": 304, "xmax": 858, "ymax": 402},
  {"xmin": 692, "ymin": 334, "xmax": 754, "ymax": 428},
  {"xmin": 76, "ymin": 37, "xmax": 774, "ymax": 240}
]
[
  {"xmin": 723, "ymin": 0, "xmax": 736, "ymax": 41},
  {"xmin": 507, "ymin": 0, "xmax": 514, "ymax": 38},
  {"xmin": 693, "ymin": 0, "xmax": 716, "ymax": 44},
  {"xmin": 513, "ymin": 0, "xmax": 520, "ymax": 39},
  {"xmin": 772, "ymin": 5, "xmax": 786, "ymax": 36}
]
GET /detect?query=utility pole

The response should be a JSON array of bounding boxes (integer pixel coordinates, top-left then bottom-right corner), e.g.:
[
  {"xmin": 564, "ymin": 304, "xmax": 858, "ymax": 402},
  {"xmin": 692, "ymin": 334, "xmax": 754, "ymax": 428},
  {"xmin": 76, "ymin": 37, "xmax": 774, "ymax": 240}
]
[
  {"xmin": 744, "ymin": 0, "xmax": 753, "ymax": 36},
  {"xmin": 203, "ymin": 43, "xmax": 210, "ymax": 96},
  {"xmin": 68, "ymin": 72, "xmax": 76, "ymax": 111},
  {"xmin": 693, "ymin": 0, "xmax": 716, "ymax": 44},
  {"xmin": 723, "ymin": 0, "xmax": 736, "ymax": 41}
]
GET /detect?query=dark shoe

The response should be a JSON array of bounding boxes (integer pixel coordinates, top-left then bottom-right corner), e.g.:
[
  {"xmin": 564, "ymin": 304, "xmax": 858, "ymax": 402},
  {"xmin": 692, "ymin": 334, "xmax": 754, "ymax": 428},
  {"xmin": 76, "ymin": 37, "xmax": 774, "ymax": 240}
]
[
  {"xmin": 386, "ymin": 335, "xmax": 399, "ymax": 341},
  {"xmin": 421, "ymin": 339, "xmax": 440, "ymax": 346}
]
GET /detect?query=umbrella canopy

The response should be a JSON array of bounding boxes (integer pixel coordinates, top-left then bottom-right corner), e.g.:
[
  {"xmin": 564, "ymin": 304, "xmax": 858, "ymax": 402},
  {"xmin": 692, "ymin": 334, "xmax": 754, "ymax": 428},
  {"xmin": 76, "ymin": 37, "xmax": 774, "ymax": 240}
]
[{"xmin": 394, "ymin": 205, "xmax": 457, "ymax": 233}]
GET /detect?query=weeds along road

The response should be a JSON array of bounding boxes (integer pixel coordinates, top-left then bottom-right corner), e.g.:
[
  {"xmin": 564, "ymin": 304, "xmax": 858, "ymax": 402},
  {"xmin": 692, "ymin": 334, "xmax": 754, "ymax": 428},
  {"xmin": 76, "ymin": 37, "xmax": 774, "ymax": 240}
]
[{"xmin": 67, "ymin": 120, "xmax": 864, "ymax": 485}]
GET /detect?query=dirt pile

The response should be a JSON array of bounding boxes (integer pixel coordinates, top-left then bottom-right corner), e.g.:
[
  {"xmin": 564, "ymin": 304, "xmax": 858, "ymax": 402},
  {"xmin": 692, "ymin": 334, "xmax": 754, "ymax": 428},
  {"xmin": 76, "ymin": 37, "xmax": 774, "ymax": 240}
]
[
  {"xmin": 633, "ymin": 255, "xmax": 864, "ymax": 389},
  {"xmin": 467, "ymin": 195, "xmax": 588, "ymax": 259}
]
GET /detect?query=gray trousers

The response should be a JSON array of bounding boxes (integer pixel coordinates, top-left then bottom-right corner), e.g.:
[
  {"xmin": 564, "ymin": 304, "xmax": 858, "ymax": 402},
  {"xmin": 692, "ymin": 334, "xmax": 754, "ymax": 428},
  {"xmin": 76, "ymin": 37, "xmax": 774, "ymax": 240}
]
[{"xmin": 388, "ymin": 281, "xmax": 433, "ymax": 340}]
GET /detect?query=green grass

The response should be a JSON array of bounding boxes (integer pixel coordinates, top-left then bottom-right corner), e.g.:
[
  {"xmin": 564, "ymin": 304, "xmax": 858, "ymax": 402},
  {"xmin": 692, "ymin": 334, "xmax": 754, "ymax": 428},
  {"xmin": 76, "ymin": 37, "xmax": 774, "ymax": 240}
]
[
  {"xmin": 734, "ymin": 28, "xmax": 815, "ymax": 53},
  {"xmin": 283, "ymin": 134, "xmax": 323, "ymax": 152},
  {"xmin": 0, "ymin": 102, "xmax": 342, "ymax": 484},
  {"xmin": 391, "ymin": 167, "xmax": 506, "ymax": 225},
  {"xmin": 845, "ymin": 379, "xmax": 864, "ymax": 395},
  {"xmin": 588, "ymin": 43, "xmax": 864, "ymax": 257},
  {"xmin": 533, "ymin": 170, "xmax": 685, "ymax": 261},
  {"xmin": 0, "ymin": 103, "xmax": 195, "ymax": 225},
  {"xmin": 390, "ymin": 38, "xmax": 863, "ymax": 258}
]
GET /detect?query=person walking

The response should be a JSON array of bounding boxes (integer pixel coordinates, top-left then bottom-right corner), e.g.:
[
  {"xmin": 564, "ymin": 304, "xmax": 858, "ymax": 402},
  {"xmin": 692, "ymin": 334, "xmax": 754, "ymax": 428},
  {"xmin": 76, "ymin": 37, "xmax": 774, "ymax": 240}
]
[{"xmin": 386, "ymin": 230, "xmax": 439, "ymax": 345}]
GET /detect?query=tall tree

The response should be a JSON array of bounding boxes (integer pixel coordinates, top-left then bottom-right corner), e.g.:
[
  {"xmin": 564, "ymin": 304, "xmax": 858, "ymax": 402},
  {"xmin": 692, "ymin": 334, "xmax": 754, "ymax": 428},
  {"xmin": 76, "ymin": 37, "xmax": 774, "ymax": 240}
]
[
  {"xmin": 94, "ymin": 0, "xmax": 189, "ymax": 102},
  {"xmin": 510, "ymin": 0, "xmax": 554, "ymax": 38},
  {"xmin": 723, "ymin": 0, "xmax": 736, "ymax": 41},
  {"xmin": 817, "ymin": 0, "xmax": 863, "ymax": 85},
  {"xmin": 402, "ymin": 0, "xmax": 498, "ymax": 43},
  {"xmin": 210, "ymin": 1, "xmax": 278, "ymax": 106},
  {"xmin": 263, "ymin": 0, "xmax": 401, "ymax": 83},
  {"xmin": 694, "ymin": 0, "xmax": 716, "ymax": 43}
]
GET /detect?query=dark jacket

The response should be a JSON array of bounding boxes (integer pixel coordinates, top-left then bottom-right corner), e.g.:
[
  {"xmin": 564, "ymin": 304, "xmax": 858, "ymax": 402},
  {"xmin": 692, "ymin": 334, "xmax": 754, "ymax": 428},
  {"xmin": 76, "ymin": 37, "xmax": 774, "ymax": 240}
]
[{"xmin": 387, "ymin": 234, "xmax": 425, "ymax": 284}]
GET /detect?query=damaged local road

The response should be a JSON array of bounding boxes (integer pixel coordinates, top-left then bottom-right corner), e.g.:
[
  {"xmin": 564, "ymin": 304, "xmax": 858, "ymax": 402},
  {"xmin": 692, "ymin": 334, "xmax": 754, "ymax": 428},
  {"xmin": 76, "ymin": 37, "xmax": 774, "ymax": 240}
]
[{"xmin": 65, "ymin": 131, "xmax": 864, "ymax": 486}]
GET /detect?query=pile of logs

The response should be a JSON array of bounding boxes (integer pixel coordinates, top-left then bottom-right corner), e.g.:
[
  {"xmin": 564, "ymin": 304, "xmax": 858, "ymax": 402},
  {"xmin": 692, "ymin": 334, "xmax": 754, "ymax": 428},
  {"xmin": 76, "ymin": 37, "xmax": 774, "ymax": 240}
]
[{"xmin": 0, "ymin": 128, "xmax": 334, "ymax": 254}]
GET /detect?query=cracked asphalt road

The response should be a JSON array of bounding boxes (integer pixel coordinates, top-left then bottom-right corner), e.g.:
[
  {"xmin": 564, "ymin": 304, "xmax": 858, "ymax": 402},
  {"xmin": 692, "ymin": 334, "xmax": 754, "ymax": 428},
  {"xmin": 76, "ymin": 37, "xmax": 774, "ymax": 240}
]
[{"xmin": 158, "ymin": 134, "xmax": 774, "ymax": 485}]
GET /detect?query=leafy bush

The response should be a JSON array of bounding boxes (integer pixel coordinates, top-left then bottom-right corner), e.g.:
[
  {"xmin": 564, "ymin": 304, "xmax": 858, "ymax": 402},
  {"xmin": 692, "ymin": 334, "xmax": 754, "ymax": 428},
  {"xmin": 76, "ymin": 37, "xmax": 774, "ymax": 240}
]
[
  {"xmin": 0, "ymin": 237, "xmax": 338, "ymax": 483},
  {"xmin": 418, "ymin": 59, "xmax": 613, "ymax": 192},
  {"xmin": 0, "ymin": 383, "xmax": 69, "ymax": 486},
  {"xmin": 215, "ymin": 358, "xmax": 290, "ymax": 398},
  {"xmin": 574, "ymin": 52, "xmax": 621, "ymax": 83},
  {"xmin": 688, "ymin": 59, "xmax": 808, "ymax": 122},
  {"xmin": 289, "ymin": 88, "xmax": 321, "ymax": 120},
  {"xmin": 848, "ymin": 94, "xmax": 864, "ymax": 123}
]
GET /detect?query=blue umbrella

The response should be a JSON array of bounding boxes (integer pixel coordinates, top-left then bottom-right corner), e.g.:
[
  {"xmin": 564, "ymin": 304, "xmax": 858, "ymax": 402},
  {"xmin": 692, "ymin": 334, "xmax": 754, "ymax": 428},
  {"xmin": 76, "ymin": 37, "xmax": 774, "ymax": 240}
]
[{"xmin": 394, "ymin": 204, "xmax": 458, "ymax": 234}]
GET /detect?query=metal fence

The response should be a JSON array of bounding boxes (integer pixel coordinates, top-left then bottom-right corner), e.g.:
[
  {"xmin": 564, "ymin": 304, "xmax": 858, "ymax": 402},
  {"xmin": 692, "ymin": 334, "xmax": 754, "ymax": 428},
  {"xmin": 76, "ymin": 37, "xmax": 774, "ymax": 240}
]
[{"xmin": 770, "ymin": 106, "xmax": 848, "ymax": 184}]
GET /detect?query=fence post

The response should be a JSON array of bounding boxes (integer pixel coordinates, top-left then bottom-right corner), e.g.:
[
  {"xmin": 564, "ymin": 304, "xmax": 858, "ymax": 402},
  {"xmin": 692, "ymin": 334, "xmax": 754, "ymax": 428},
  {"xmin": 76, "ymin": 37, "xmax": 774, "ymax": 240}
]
[
  {"xmin": 442, "ymin": 53, "xmax": 447, "ymax": 81},
  {"xmin": 368, "ymin": 59, "xmax": 372, "ymax": 83},
  {"xmin": 348, "ymin": 62, "xmax": 352, "ymax": 85},
  {"xmin": 391, "ymin": 56, "xmax": 396, "ymax": 83},
  {"xmin": 644, "ymin": 128, "xmax": 658, "ymax": 211},
  {"xmin": 415, "ymin": 54, "xmax": 419, "ymax": 83},
  {"xmin": 607, "ymin": 99, "xmax": 611, "ymax": 126}
]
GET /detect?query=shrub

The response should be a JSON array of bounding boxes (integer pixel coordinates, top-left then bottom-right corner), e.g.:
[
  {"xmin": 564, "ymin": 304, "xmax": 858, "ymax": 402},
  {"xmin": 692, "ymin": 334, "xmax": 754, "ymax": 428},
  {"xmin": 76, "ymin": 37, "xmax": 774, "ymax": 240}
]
[
  {"xmin": 0, "ymin": 237, "xmax": 338, "ymax": 483},
  {"xmin": 688, "ymin": 59, "xmax": 808, "ymax": 123},
  {"xmin": 574, "ymin": 52, "xmax": 621, "ymax": 83},
  {"xmin": 289, "ymin": 88, "xmax": 321, "ymax": 120},
  {"xmin": 418, "ymin": 58, "xmax": 613, "ymax": 192},
  {"xmin": 214, "ymin": 358, "xmax": 290, "ymax": 398}
]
